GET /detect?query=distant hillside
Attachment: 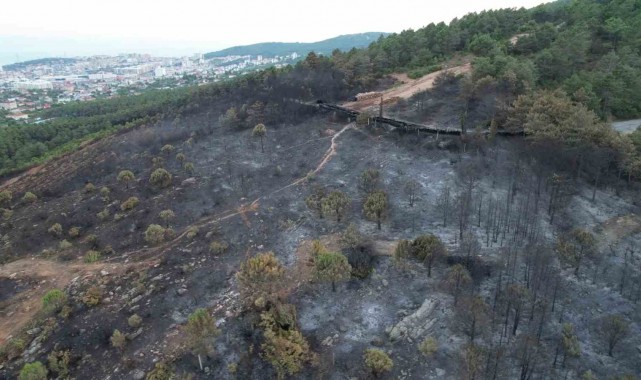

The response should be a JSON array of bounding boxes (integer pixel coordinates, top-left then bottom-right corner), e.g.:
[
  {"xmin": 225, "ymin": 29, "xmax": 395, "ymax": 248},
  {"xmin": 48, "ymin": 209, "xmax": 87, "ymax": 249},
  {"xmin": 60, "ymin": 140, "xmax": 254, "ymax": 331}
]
[
  {"xmin": 2, "ymin": 57, "xmax": 77, "ymax": 71},
  {"xmin": 204, "ymin": 32, "xmax": 387, "ymax": 59}
]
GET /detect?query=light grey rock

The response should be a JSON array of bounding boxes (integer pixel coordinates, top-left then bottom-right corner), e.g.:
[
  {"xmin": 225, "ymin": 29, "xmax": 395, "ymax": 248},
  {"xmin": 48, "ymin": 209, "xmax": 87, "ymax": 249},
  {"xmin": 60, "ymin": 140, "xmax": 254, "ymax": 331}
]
[{"xmin": 389, "ymin": 298, "xmax": 438, "ymax": 341}]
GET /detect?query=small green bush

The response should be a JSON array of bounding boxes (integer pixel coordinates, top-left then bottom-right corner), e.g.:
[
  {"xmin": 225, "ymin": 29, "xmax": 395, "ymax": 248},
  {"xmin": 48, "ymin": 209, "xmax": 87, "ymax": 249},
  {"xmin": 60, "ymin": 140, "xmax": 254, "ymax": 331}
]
[
  {"xmin": 19, "ymin": 361, "xmax": 47, "ymax": 380},
  {"xmin": 48, "ymin": 223, "xmax": 63, "ymax": 238},
  {"xmin": 186, "ymin": 226, "xmax": 199, "ymax": 239},
  {"xmin": 97, "ymin": 208, "xmax": 110, "ymax": 221},
  {"xmin": 1, "ymin": 208, "xmax": 13, "ymax": 220},
  {"xmin": 161, "ymin": 144, "xmax": 175, "ymax": 155},
  {"xmin": 86, "ymin": 234, "xmax": 99, "ymax": 248},
  {"xmin": 100, "ymin": 186, "xmax": 110, "ymax": 199},
  {"xmin": 408, "ymin": 64, "xmax": 442, "ymax": 79},
  {"xmin": 48, "ymin": 350, "xmax": 71, "ymax": 377},
  {"xmin": 84, "ymin": 250, "xmax": 101, "ymax": 263},
  {"xmin": 117, "ymin": 170, "xmax": 135, "ymax": 188},
  {"xmin": 22, "ymin": 192, "xmax": 38, "ymax": 204},
  {"xmin": 82, "ymin": 286, "xmax": 102, "ymax": 306},
  {"xmin": 110, "ymin": 329, "xmax": 126, "ymax": 349},
  {"xmin": 145, "ymin": 224, "xmax": 166, "ymax": 245},
  {"xmin": 84, "ymin": 182, "xmax": 96, "ymax": 193},
  {"xmin": 42, "ymin": 289, "xmax": 67, "ymax": 314},
  {"xmin": 59, "ymin": 239, "xmax": 73, "ymax": 250},
  {"xmin": 6, "ymin": 338, "xmax": 26, "ymax": 359},
  {"xmin": 150, "ymin": 168, "xmax": 172, "ymax": 188},
  {"xmin": 209, "ymin": 241, "xmax": 229, "ymax": 255},
  {"xmin": 0, "ymin": 190, "xmax": 12, "ymax": 205},
  {"xmin": 418, "ymin": 336, "xmax": 438, "ymax": 357},
  {"xmin": 68, "ymin": 226, "xmax": 81, "ymax": 238},
  {"xmin": 120, "ymin": 197, "xmax": 139, "ymax": 211},
  {"xmin": 363, "ymin": 348, "xmax": 393, "ymax": 376},
  {"xmin": 183, "ymin": 162, "xmax": 195, "ymax": 175},
  {"xmin": 145, "ymin": 361, "xmax": 174, "ymax": 380},
  {"xmin": 128, "ymin": 314, "xmax": 143, "ymax": 328}
]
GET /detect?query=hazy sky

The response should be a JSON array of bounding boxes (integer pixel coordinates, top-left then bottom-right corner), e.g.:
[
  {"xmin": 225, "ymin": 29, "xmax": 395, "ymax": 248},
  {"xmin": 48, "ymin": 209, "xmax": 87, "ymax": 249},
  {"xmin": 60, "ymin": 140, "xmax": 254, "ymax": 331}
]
[{"xmin": 0, "ymin": 0, "xmax": 550, "ymax": 64}]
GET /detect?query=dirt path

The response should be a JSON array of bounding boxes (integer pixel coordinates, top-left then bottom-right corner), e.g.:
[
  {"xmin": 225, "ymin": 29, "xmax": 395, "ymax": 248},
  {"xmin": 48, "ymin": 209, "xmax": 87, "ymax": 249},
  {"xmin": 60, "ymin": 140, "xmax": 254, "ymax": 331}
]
[
  {"xmin": 342, "ymin": 63, "xmax": 472, "ymax": 112},
  {"xmin": 107, "ymin": 123, "xmax": 355, "ymax": 263},
  {"xmin": 0, "ymin": 259, "xmax": 134, "ymax": 344}
]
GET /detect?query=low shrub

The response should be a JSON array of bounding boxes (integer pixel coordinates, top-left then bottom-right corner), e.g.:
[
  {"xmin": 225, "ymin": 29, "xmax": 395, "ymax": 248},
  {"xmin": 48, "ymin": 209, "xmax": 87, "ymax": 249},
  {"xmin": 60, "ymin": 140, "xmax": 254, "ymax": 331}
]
[
  {"xmin": 84, "ymin": 250, "xmax": 101, "ymax": 263},
  {"xmin": 209, "ymin": 241, "xmax": 229, "ymax": 255},
  {"xmin": 42, "ymin": 289, "xmax": 67, "ymax": 314},
  {"xmin": 19, "ymin": 361, "xmax": 47, "ymax": 380},
  {"xmin": 120, "ymin": 197, "xmax": 139, "ymax": 211},
  {"xmin": 408, "ymin": 64, "xmax": 442, "ymax": 79}
]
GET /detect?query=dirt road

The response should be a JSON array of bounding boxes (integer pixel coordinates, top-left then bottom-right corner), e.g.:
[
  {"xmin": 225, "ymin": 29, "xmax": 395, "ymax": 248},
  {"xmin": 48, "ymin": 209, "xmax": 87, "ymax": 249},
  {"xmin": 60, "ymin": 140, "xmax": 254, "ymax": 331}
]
[
  {"xmin": 0, "ymin": 259, "xmax": 133, "ymax": 344},
  {"xmin": 342, "ymin": 63, "xmax": 472, "ymax": 112}
]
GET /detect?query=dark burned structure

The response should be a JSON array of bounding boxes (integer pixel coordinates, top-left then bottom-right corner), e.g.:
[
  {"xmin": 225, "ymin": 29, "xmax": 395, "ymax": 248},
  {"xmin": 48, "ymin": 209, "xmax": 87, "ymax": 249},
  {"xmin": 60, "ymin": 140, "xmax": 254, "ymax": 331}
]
[{"xmin": 315, "ymin": 102, "xmax": 524, "ymax": 137}]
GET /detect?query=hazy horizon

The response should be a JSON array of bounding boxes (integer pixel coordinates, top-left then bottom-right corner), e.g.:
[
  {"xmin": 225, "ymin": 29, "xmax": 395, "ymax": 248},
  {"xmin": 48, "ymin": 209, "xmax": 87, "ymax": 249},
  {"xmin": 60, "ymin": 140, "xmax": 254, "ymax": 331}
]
[{"xmin": 0, "ymin": 0, "xmax": 551, "ymax": 66}]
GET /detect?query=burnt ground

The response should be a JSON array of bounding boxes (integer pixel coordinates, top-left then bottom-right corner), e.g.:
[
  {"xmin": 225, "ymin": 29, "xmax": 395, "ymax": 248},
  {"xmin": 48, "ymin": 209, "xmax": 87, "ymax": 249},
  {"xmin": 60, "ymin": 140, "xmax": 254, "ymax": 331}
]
[{"xmin": 1, "ymin": 97, "xmax": 641, "ymax": 379}]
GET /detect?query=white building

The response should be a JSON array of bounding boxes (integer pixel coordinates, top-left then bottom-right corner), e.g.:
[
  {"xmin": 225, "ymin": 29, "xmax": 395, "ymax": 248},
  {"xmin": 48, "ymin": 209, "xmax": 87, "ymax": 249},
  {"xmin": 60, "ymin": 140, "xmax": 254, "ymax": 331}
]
[
  {"xmin": 12, "ymin": 80, "xmax": 53, "ymax": 90},
  {"xmin": 0, "ymin": 101, "xmax": 17, "ymax": 111}
]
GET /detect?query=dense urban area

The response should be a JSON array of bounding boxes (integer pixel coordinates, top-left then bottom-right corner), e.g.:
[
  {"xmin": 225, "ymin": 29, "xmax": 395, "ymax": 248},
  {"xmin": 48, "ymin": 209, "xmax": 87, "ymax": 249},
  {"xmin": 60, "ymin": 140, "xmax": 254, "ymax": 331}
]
[
  {"xmin": 0, "ymin": 52, "xmax": 300, "ymax": 122},
  {"xmin": 3, "ymin": 1, "xmax": 641, "ymax": 380}
]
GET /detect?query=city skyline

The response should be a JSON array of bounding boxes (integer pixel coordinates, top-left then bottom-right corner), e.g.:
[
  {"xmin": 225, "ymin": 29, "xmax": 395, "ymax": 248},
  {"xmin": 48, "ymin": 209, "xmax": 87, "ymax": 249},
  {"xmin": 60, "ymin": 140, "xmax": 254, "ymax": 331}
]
[{"xmin": 0, "ymin": 0, "xmax": 551, "ymax": 66}]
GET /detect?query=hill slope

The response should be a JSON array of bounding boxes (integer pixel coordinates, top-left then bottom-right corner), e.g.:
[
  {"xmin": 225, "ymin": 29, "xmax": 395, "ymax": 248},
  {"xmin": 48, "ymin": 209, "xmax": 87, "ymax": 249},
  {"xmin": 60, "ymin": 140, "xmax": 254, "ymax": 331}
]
[
  {"xmin": 2, "ymin": 57, "xmax": 78, "ymax": 71},
  {"xmin": 204, "ymin": 32, "xmax": 387, "ymax": 58}
]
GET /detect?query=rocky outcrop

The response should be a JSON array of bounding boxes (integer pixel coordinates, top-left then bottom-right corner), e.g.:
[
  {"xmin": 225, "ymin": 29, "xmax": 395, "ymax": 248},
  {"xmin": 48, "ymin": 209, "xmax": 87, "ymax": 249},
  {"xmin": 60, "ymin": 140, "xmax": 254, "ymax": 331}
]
[{"xmin": 389, "ymin": 298, "xmax": 438, "ymax": 341}]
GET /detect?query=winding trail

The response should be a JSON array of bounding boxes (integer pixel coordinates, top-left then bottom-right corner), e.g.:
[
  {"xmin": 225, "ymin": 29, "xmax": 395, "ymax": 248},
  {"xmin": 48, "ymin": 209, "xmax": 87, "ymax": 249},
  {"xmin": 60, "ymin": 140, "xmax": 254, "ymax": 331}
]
[{"xmin": 106, "ymin": 122, "xmax": 355, "ymax": 262}]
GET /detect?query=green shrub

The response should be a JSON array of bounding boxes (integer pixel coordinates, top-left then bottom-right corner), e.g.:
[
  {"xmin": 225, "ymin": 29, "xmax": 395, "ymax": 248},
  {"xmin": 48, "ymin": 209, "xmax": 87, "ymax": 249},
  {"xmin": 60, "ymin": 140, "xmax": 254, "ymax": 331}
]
[
  {"xmin": 6, "ymin": 338, "xmax": 26, "ymax": 359},
  {"xmin": 117, "ymin": 170, "xmax": 135, "ymax": 189},
  {"xmin": 161, "ymin": 144, "xmax": 175, "ymax": 155},
  {"xmin": 176, "ymin": 153, "xmax": 186, "ymax": 162},
  {"xmin": 59, "ymin": 239, "xmax": 73, "ymax": 250},
  {"xmin": 186, "ymin": 226, "xmax": 199, "ymax": 239},
  {"xmin": 209, "ymin": 241, "xmax": 229, "ymax": 255},
  {"xmin": 84, "ymin": 182, "xmax": 96, "ymax": 193},
  {"xmin": 86, "ymin": 234, "xmax": 99, "ymax": 248},
  {"xmin": 145, "ymin": 361, "xmax": 174, "ymax": 380},
  {"xmin": 150, "ymin": 168, "xmax": 172, "ymax": 188},
  {"xmin": 48, "ymin": 223, "xmax": 63, "ymax": 238},
  {"xmin": 1, "ymin": 208, "xmax": 13, "ymax": 220},
  {"xmin": 183, "ymin": 162, "xmax": 195, "ymax": 174},
  {"xmin": 260, "ymin": 307, "xmax": 315, "ymax": 380},
  {"xmin": 363, "ymin": 348, "xmax": 393, "ymax": 376},
  {"xmin": 42, "ymin": 289, "xmax": 67, "ymax": 314},
  {"xmin": 128, "ymin": 314, "xmax": 143, "ymax": 328},
  {"xmin": 120, "ymin": 196, "xmax": 139, "ymax": 211},
  {"xmin": 97, "ymin": 208, "xmax": 110, "ymax": 221},
  {"xmin": 22, "ymin": 192, "xmax": 38, "ymax": 204},
  {"xmin": 340, "ymin": 223, "xmax": 362, "ymax": 249},
  {"xmin": 82, "ymin": 286, "xmax": 102, "ymax": 306},
  {"xmin": 313, "ymin": 251, "xmax": 351, "ymax": 292},
  {"xmin": 84, "ymin": 250, "xmax": 101, "ymax": 263},
  {"xmin": 48, "ymin": 350, "xmax": 71, "ymax": 377},
  {"xmin": 418, "ymin": 336, "xmax": 438, "ymax": 357},
  {"xmin": 0, "ymin": 190, "xmax": 12, "ymax": 205},
  {"xmin": 144, "ymin": 224, "xmax": 166, "ymax": 245},
  {"xmin": 19, "ymin": 361, "xmax": 47, "ymax": 380},
  {"xmin": 100, "ymin": 186, "xmax": 110, "ymax": 200},
  {"xmin": 159, "ymin": 209, "xmax": 175, "ymax": 226},
  {"xmin": 68, "ymin": 226, "xmax": 81, "ymax": 238},
  {"xmin": 110, "ymin": 329, "xmax": 126, "ymax": 349},
  {"xmin": 408, "ymin": 64, "xmax": 442, "ymax": 79}
]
